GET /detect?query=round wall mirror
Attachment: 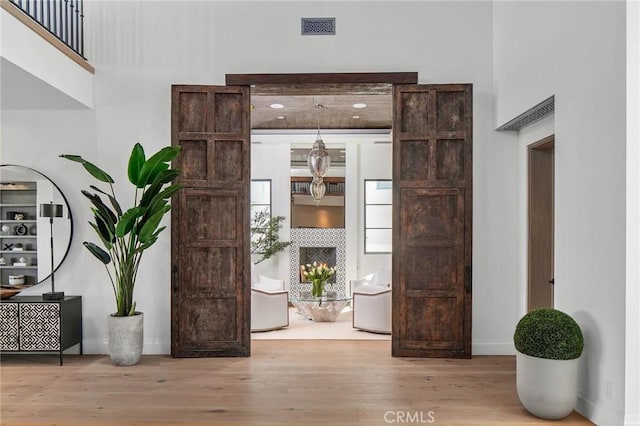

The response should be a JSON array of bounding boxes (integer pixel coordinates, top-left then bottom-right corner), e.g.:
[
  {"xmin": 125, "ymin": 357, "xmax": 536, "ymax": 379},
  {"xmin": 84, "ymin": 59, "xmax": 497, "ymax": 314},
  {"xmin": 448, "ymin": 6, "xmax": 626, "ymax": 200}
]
[{"xmin": 0, "ymin": 165, "xmax": 73, "ymax": 291}]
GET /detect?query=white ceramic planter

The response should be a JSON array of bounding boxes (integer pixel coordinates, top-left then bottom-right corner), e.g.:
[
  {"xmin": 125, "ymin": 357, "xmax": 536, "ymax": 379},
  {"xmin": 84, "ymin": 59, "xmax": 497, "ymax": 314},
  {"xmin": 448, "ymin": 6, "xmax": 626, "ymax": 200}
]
[
  {"xmin": 516, "ymin": 350, "xmax": 580, "ymax": 419},
  {"xmin": 108, "ymin": 312, "xmax": 143, "ymax": 366}
]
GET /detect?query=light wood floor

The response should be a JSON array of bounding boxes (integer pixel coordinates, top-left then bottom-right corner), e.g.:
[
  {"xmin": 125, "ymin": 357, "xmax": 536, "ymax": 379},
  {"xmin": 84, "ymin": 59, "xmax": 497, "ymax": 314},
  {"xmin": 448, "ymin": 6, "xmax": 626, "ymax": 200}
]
[{"xmin": 0, "ymin": 341, "xmax": 591, "ymax": 425}]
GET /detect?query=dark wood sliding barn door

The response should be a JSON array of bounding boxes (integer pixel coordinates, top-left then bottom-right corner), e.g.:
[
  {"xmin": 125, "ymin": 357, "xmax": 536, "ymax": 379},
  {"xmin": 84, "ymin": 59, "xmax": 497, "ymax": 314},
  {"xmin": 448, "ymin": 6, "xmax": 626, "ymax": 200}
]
[
  {"xmin": 171, "ymin": 85, "xmax": 251, "ymax": 357},
  {"xmin": 392, "ymin": 84, "xmax": 472, "ymax": 358}
]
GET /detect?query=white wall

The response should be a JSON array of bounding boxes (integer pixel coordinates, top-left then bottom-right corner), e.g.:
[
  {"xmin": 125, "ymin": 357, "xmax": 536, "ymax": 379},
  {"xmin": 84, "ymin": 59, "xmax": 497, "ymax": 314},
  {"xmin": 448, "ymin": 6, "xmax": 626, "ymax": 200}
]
[
  {"xmin": 494, "ymin": 2, "xmax": 627, "ymax": 424},
  {"xmin": 2, "ymin": 1, "xmax": 508, "ymax": 359},
  {"xmin": 250, "ymin": 142, "xmax": 291, "ymax": 284},
  {"xmin": 626, "ymin": 1, "xmax": 640, "ymax": 425}
]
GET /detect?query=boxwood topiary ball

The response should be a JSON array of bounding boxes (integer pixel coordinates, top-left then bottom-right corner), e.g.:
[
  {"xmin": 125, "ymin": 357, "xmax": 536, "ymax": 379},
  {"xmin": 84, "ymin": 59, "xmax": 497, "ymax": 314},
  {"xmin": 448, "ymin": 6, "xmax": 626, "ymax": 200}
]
[{"xmin": 514, "ymin": 308, "xmax": 584, "ymax": 360}]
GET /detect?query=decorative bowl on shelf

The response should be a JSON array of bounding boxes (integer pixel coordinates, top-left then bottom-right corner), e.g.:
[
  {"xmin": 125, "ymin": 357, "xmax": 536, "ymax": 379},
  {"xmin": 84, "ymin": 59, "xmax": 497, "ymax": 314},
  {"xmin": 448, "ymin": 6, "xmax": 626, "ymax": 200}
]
[{"xmin": 8, "ymin": 275, "xmax": 25, "ymax": 285}]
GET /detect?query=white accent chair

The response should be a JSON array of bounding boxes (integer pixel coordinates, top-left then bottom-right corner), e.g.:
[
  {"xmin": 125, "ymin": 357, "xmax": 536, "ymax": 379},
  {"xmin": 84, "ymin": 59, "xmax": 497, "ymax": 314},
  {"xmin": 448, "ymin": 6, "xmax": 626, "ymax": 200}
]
[
  {"xmin": 351, "ymin": 271, "xmax": 392, "ymax": 334},
  {"xmin": 251, "ymin": 274, "xmax": 289, "ymax": 332},
  {"xmin": 349, "ymin": 273, "xmax": 375, "ymax": 296}
]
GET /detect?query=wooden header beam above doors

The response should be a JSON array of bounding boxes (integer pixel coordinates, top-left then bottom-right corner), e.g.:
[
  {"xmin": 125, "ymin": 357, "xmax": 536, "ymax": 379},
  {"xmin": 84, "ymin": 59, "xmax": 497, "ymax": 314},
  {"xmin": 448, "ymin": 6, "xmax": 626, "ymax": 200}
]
[
  {"xmin": 226, "ymin": 72, "xmax": 417, "ymax": 130},
  {"xmin": 225, "ymin": 72, "xmax": 418, "ymax": 86}
]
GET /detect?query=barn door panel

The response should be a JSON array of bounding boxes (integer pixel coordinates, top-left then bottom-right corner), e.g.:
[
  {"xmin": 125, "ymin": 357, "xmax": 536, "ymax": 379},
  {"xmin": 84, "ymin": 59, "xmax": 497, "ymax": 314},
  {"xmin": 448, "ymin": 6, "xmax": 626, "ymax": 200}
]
[
  {"xmin": 392, "ymin": 84, "xmax": 472, "ymax": 358},
  {"xmin": 171, "ymin": 85, "xmax": 251, "ymax": 357}
]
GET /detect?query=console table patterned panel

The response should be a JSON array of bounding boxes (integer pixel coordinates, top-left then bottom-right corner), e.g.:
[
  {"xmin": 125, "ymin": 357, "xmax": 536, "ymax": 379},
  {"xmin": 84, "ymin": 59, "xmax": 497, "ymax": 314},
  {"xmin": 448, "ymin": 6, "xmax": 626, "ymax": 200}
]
[{"xmin": 0, "ymin": 296, "xmax": 82, "ymax": 365}]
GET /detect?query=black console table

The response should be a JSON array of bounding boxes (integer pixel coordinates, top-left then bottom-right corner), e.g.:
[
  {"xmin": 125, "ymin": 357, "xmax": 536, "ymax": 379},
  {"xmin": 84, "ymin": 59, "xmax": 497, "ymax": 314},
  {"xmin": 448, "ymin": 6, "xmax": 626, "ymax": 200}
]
[{"xmin": 0, "ymin": 296, "xmax": 82, "ymax": 365}]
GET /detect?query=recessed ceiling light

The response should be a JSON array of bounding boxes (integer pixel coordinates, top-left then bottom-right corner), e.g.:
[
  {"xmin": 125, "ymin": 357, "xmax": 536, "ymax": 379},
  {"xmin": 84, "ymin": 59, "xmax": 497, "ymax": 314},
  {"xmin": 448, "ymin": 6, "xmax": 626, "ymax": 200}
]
[
  {"xmin": 276, "ymin": 116, "xmax": 285, "ymax": 120},
  {"xmin": 339, "ymin": 150, "xmax": 346, "ymax": 153},
  {"xmin": 270, "ymin": 103, "xmax": 284, "ymax": 109},
  {"xmin": 352, "ymin": 115, "xmax": 360, "ymax": 119},
  {"xmin": 353, "ymin": 103, "xmax": 367, "ymax": 109}
]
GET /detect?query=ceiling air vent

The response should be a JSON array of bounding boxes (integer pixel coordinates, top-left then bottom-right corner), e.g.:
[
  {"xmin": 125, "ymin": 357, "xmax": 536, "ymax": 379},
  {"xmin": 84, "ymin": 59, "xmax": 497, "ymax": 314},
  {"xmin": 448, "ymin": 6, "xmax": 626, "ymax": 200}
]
[
  {"xmin": 301, "ymin": 18, "xmax": 336, "ymax": 35},
  {"xmin": 496, "ymin": 96, "xmax": 555, "ymax": 131}
]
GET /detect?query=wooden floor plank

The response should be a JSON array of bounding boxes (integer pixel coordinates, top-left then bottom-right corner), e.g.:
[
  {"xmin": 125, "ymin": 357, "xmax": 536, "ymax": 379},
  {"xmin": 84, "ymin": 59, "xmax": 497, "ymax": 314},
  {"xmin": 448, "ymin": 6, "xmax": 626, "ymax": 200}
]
[{"xmin": 0, "ymin": 341, "xmax": 592, "ymax": 425}]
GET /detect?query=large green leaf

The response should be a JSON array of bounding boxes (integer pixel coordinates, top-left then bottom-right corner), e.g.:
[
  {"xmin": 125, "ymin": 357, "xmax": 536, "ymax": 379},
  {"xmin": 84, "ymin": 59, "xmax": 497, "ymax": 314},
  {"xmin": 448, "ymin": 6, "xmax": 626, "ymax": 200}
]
[
  {"xmin": 60, "ymin": 154, "xmax": 114, "ymax": 183},
  {"xmin": 144, "ymin": 199, "xmax": 168, "ymax": 221},
  {"xmin": 60, "ymin": 154, "xmax": 84, "ymax": 163},
  {"xmin": 82, "ymin": 190, "xmax": 118, "ymax": 226},
  {"xmin": 137, "ymin": 200, "xmax": 168, "ymax": 235},
  {"xmin": 142, "ymin": 163, "xmax": 169, "ymax": 189},
  {"xmin": 83, "ymin": 242, "xmax": 111, "ymax": 264},
  {"xmin": 153, "ymin": 183, "xmax": 181, "ymax": 202},
  {"xmin": 93, "ymin": 213, "xmax": 114, "ymax": 244},
  {"xmin": 136, "ymin": 146, "xmax": 181, "ymax": 188},
  {"xmin": 127, "ymin": 143, "xmax": 146, "ymax": 186},
  {"xmin": 139, "ymin": 170, "xmax": 180, "ymax": 207},
  {"xmin": 136, "ymin": 224, "xmax": 168, "ymax": 253},
  {"xmin": 150, "ymin": 168, "xmax": 180, "ymax": 186},
  {"xmin": 144, "ymin": 184, "xmax": 179, "ymax": 217},
  {"xmin": 89, "ymin": 221, "xmax": 113, "ymax": 250},
  {"xmin": 91, "ymin": 207, "xmax": 116, "ymax": 241},
  {"xmin": 115, "ymin": 207, "xmax": 144, "ymax": 238},
  {"xmin": 139, "ymin": 206, "xmax": 170, "ymax": 243},
  {"xmin": 89, "ymin": 185, "xmax": 122, "ymax": 216},
  {"xmin": 136, "ymin": 235, "xmax": 159, "ymax": 253}
]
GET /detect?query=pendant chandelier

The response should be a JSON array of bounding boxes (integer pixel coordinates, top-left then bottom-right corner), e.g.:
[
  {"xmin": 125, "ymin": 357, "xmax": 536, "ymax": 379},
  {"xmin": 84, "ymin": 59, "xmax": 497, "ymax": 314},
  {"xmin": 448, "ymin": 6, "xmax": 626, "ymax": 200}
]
[
  {"xmin": 307, "ymin": 104, "xmax": 331, "ymax": 202},
  {"xmin": 310, "ymin": 176, "xmax": 326, "ymax": 201}
]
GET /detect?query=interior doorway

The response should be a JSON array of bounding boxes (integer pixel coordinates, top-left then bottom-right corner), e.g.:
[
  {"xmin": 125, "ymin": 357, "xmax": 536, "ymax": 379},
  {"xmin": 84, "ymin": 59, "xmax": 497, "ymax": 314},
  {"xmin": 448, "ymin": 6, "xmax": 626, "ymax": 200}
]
[
  {"xmin": 249, "ymin": 84, "xmax": 392, "ymax": 341},
  {"xmin": 171, "ymin": 74, "xmax": 473, "ymax": 358},
  {"xmin": 528, "ymin": 135, "xmax": 555, "ymax": 310}
]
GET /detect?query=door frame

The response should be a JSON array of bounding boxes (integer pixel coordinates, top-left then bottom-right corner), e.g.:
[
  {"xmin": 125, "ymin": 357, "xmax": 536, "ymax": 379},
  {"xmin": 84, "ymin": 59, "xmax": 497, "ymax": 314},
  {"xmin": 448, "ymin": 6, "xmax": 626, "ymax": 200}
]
[
  {"xmin": 527, "ymin": 135, "xmax": 555, "ymax": 311},
  {"xmin": 225, "ymin": 72, "xmax": 417, "ymax": 86}
]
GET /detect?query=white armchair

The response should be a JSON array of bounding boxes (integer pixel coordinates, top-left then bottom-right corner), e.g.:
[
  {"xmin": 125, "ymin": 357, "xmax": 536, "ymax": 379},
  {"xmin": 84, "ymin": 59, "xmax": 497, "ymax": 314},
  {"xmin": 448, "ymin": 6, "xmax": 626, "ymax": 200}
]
[
  {"xmin": 351, "ymin": 270, "xmax": 392, "ymax": 334},
  {"xmin": 349, "ymin": 273, "xmax": 375, "ymax": 296},
  {"xmin": 251, "ymin": 275, "xmax": 289, "ymax": 332}
]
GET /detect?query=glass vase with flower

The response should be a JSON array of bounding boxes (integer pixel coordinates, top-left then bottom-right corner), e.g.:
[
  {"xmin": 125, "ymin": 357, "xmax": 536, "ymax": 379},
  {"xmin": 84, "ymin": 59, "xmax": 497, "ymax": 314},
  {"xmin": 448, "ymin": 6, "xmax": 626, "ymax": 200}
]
[{"xmin": 300, "ymin": 262, "xmax": 336, "ymax": 298}]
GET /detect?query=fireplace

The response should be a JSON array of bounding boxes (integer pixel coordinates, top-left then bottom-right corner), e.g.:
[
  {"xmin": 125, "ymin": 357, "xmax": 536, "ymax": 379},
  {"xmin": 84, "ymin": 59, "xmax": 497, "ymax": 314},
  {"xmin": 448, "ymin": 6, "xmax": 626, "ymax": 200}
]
[
  {"xmin": 290, "ymin": 228, "xmax": 346, "ymax": 299},
  {"xmin": 299, "ymin": 247, "xmax": 337, "ymax": 283}
]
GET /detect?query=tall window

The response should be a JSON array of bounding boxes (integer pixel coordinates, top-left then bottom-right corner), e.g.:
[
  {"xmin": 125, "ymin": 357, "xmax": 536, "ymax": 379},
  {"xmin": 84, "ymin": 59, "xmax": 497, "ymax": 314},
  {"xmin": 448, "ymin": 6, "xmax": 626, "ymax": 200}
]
[
  {"xmin": 251, "ymin": 179, "xmax": 272, "ymax": 219},
  {"xmin": 364, "ymin": 179, "xmax": 392, "ymax": 253}
]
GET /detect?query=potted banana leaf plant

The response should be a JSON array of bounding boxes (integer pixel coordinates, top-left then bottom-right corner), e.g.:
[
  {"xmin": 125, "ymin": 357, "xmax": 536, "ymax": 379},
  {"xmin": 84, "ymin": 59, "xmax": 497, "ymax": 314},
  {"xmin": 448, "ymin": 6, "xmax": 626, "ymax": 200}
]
[{"xmin": 61, "ymin": 143, "xmax": 181, "ymax": 365}]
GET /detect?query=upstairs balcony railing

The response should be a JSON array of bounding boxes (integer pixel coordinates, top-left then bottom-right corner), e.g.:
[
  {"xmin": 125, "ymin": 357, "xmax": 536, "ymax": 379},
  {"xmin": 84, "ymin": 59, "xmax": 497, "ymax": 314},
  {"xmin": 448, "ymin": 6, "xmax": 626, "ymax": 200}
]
[{"xmin": 8, "ymin": 0, "xmax": 84, "ymax": 58}]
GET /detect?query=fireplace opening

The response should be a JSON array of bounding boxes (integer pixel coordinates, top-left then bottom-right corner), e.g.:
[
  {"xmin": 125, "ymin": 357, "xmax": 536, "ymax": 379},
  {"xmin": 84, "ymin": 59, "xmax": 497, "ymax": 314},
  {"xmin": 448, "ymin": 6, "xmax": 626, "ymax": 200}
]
[{"xmin": 299, "ymin": 247, "xmax": 337, "ymax": 283}]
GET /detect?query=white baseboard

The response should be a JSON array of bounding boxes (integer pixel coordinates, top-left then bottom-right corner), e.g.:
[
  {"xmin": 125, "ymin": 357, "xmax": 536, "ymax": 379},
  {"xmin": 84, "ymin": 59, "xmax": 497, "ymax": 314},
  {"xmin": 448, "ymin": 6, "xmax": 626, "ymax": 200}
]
[
  {"xmin": 626, "ymin": 415, "xmax": 640, "ymax": 426},
  {"xmin": 576, "ymin": 393, "xmax": 624, "ymax": 426}
]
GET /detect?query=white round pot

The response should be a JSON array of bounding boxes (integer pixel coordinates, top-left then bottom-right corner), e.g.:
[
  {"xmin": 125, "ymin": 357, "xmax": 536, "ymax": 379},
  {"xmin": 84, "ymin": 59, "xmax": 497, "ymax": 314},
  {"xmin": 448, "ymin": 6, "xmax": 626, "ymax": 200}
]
[
  {"xmin": 108, "ymin": 312, "xmax": 143, "ymax": 366},
  {"xmin": 516, "ymin": 350, "xmax": 580, "ymax": 419}
]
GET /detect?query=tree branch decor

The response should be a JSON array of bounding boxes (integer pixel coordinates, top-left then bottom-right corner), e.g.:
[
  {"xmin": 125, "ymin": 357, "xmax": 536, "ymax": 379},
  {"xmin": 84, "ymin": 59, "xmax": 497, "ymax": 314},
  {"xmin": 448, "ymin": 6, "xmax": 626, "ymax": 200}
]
[{"xmin": 250, "ymin": 209, "xmax": 290, "ymax": 264}]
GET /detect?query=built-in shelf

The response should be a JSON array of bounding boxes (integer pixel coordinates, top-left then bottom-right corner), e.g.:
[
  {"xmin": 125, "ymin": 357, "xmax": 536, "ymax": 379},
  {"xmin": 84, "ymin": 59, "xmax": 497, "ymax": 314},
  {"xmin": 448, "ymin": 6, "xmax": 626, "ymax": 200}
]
[
  {"xmin": 0, "ymin": 266, "xmax": 37, "ymax": 269},
  {"xmin": 0, "ymin": 183, "xmax": 38, "ymax": 287},
  {"xmin": 290, "ymin": 176, "xmax": 345, "ymax": 226},
  {"xmin": 291, "ymin": 177, "xmax": 345, "ymax": 196}
]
